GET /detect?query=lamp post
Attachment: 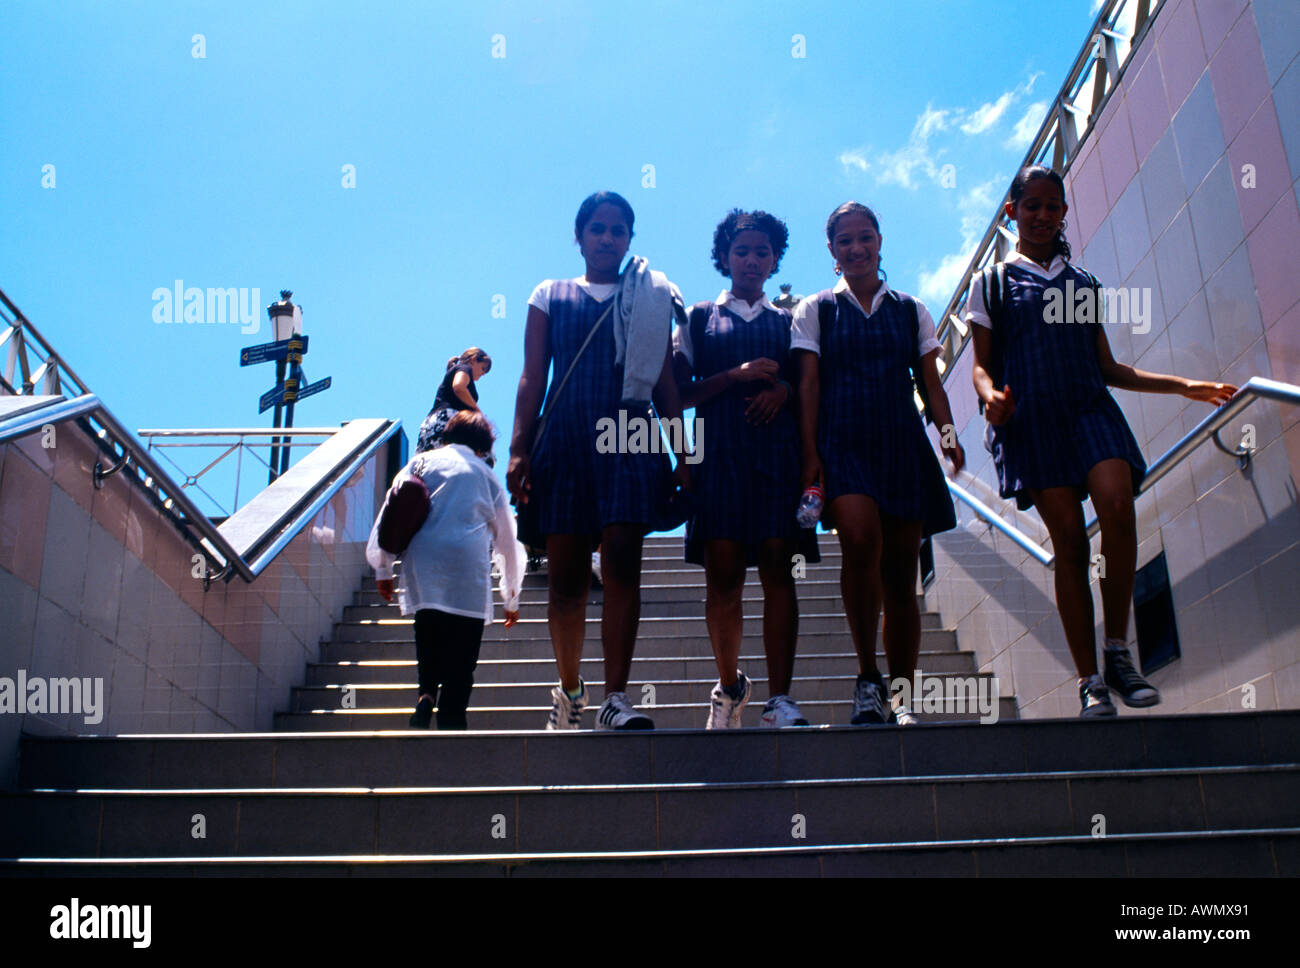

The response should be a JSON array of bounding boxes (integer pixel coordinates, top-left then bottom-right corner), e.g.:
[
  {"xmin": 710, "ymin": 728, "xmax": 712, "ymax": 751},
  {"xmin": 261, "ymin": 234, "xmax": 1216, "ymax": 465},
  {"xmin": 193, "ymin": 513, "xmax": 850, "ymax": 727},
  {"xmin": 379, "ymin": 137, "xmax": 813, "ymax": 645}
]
[{"xmin": 266, "ymin": 290, "xmax": 303, "ymax": 484}]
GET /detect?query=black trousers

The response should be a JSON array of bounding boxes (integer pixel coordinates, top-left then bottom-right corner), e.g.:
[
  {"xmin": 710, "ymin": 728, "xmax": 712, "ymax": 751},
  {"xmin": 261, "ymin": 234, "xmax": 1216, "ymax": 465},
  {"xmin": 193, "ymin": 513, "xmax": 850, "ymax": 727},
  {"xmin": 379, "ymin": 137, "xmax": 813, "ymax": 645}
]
[{"xmin": 414, "ymin": 608, "xmax": 486, "ymax": 730}]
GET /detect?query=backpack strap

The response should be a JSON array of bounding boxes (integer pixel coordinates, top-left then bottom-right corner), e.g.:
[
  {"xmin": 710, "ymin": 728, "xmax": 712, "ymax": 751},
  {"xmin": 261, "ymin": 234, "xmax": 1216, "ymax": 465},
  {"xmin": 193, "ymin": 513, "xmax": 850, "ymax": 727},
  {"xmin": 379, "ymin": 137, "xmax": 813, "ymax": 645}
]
[
  {"xmin": 977, "ymin": 263, "xmax": 1008, "ymax": 415},
  {"xmin": 686, "ymin": 301, "xmax": 712, "ymax": 374},
  {"xmin": 899, "ymin": 294, "xmax": 934, "ymax": 425}
]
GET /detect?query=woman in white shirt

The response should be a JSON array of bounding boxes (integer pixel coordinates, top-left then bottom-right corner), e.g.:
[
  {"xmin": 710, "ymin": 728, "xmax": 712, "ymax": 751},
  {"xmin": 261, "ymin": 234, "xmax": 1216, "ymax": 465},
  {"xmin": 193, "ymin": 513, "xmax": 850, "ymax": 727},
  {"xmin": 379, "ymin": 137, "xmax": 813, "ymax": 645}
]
[{"xmin": 367, "ymin": 411, "xmax": 525, "ymax": 729}]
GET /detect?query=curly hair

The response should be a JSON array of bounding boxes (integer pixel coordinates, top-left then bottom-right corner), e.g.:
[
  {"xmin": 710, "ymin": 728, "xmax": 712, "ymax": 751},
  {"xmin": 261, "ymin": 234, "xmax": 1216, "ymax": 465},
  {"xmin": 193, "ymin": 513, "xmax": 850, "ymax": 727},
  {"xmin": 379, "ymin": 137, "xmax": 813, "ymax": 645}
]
[{"xmin": 710, "ymin": 209, "xmax": 790, "ymax": 277}]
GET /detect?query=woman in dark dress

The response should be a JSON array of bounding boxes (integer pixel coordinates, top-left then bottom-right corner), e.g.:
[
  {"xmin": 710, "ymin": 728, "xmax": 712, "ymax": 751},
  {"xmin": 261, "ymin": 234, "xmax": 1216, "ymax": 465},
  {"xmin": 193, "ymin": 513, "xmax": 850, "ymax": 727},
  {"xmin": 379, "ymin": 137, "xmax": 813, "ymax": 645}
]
[
  {"xmin": 416, "ymin": 347, "xmax": 491, "ymax": 454},
  {"xmin": 795, "ymin": 202, "xmax": 964, "ymax": 727},
  {"xmin": 673, "ymin": 209, "xmax": 817, "ymax": 728},
  {"xmin": 506, "ymin": 191, "xmax": 691, "ymax": 731},
  {"xmin": 968, "ymin": 165, "xmax": 1236, "ymax": 717}
]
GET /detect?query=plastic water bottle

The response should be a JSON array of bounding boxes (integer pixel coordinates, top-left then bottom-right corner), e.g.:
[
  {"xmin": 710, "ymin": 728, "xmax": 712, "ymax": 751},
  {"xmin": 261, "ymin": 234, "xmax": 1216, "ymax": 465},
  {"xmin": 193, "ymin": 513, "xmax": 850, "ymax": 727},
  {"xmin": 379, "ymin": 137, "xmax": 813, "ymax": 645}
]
[{"xmin": 795, "ymin": 484, "xmax": 824, "ymax": 528}]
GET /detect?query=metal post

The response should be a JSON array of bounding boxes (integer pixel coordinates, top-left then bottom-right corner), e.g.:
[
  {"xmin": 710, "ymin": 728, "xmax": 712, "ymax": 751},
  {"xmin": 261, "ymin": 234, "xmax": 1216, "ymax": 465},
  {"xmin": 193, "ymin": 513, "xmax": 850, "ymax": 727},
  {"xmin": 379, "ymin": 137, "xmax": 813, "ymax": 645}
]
[{"xmin": 268, "ymin": 357, "xmax": 285, "ymax": 486}]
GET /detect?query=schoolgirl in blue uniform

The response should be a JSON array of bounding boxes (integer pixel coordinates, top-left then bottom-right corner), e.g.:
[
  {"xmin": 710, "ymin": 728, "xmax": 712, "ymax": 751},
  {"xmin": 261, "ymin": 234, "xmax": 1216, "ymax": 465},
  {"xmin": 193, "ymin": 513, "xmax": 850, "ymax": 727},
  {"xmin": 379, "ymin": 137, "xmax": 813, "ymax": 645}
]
[
  {"xmin": 506, "ymin": 191, "xmax": 692, "ymax": 730},
  {"xmin": 672, "ymin": 209, "xmax": 818, "ymax": 728},
  {"xmin": 794, "ymin": 202, "xmax": 964, "ymax": 726},
  {"xmin": 968, "ymin": 165, "xmax": 1236, "ymax": 717}
]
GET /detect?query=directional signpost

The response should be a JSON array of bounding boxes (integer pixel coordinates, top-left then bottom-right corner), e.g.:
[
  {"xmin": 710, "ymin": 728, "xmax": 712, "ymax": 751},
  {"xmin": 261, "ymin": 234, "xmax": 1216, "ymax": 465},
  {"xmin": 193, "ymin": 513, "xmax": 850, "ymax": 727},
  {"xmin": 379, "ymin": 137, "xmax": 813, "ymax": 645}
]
[{"xmin": 241, "ymin": 292, "xmax": 331, "ymax": 482}]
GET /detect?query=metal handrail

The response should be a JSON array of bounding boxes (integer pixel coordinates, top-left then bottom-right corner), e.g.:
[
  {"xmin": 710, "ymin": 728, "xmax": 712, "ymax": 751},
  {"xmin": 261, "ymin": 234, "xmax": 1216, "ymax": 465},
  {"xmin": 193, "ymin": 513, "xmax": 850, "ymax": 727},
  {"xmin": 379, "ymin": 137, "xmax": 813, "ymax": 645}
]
[
  {"xmin": 0, "ymin": 394, "xmax": 256, "ymax": 581},
  {"xmin": 948, "ymin": 377, "xmax": 1300, "ymax": 568},
  {"xmin": 138, "ymin": 428, "xmax": 337, "ymax": 517},
  {"xmin": 0, "ymin": 287, "xmax": 92, "ymax": 398}
]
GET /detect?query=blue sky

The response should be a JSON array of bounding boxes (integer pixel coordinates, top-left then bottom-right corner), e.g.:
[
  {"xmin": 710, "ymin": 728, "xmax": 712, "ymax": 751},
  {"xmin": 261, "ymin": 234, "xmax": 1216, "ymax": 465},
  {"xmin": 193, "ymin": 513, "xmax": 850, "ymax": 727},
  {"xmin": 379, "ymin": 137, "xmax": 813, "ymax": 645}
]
[{"xmin": 2, "ymin": 0, "xmax": 1101, "ymax": 513}]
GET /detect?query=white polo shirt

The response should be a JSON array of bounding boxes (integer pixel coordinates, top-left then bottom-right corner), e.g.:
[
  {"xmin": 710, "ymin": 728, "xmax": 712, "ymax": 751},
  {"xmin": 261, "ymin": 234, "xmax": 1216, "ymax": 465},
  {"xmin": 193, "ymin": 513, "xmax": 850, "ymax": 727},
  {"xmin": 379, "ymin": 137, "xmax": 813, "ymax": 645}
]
[
  {"xmin": 963, "ymin": 251, "xmax": 1070, "ymax": 329},
  {"xmin": 672, "ymin": 290, "xmax": 782, "ymax": 367},
  {"xmin": 790, "ymin": 278, "xmax": 942, "ymax": 356}
]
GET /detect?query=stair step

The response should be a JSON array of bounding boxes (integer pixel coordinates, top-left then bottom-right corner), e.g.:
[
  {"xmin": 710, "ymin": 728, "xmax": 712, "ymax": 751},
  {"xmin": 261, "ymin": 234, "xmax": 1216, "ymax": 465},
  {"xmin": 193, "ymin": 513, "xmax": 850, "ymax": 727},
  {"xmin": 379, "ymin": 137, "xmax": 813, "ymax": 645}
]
[
  {"xmin": 3, "ymin": 768, "xmax": 1295, "ymax": 857},
  {"xmin": 353, "ymin": 584, "xmax": 927, "ymax": 607},
  {"xmin": 305, "ymin": 651, "xmax": 979, "ymax": 685},
  {"xmin": 21, "ymin": 712, "xmax": 1298, "ymax": 790},
  {"xmin": 328, "ymin": 616, "xmax": 953, "ymax": 644},
  {"xmin": 288, "ymin": 670, "xmax": 989, "ymax": 710},
  {"xmin": 271, "ymin": 696, "xmax": 1016, "ymax": 731},
  {"xmin": 342, "ymin": 599, "xmax": 944, "ymax": 624},
  {"xmin": 6, "ymin": 827, "xmax": 1297, "ymax": 876}
]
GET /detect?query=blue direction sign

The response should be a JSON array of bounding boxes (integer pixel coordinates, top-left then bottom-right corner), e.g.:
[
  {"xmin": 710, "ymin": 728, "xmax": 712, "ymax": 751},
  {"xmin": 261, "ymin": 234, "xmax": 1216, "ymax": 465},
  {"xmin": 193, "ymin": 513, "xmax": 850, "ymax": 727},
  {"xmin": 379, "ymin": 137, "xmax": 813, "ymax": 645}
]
[
  {"xmin": 259, "ymin": 375, "xmax": 300, "ymax": 414},
  {"xmin": 241, "ymin": 335, "xmax": 309, "ymax": 367},
  {"xmin": 296, "ymin": 376, "xmax": 332, "ymax": 402}
]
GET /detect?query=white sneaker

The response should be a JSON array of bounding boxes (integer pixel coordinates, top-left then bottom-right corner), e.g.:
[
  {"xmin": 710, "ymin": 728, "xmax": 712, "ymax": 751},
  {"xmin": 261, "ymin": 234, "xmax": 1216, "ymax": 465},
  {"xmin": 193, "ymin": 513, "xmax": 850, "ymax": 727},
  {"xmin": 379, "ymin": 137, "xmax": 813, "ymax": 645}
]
[
  {"xmin": 590, "ymin": 550, "xmax": 603, "ymax": 585},
  {"xmin": 891, "ymin": 697, "xmax": 919, "ymax": 726},
  {"xmin": 706, "ymin": 673, "xmax": 752, "ymax": 729},
  {"xmin": 546, "ymin": 679, "xmax": 587, "ymax": 730},
  {"xmin": 760, "ymin": 694, "xmax": 809, "ymax": 727},
  {"xmin": 596, "ymin": 691, "xmax": 654, "ymax": 730}
]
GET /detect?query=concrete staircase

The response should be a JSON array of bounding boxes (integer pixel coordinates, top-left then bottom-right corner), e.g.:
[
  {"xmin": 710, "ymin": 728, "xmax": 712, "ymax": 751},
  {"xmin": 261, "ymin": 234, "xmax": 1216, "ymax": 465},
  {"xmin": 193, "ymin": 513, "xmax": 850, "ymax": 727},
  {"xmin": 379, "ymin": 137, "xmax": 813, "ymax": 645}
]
[{"xmin": 5, "ymin": 536, "xmax": 1298, "ymax": 876}]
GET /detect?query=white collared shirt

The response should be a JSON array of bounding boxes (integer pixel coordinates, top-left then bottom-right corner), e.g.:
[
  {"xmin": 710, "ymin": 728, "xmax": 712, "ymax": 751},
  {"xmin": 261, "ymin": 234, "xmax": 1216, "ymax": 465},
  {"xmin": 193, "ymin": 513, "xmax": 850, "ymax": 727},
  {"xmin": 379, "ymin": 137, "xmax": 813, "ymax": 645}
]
[
  {"xmin": 789, "ymin": 278, "xmax": 942, "ymax": 357},
  {"xmin": 672, "ymin": 289, "xmax": 781, "ymax": 367},
  {"xmin": 963, "ymin": 251, "xmax": 1070, "ymax": 329},
  {"xmin": 528, "ymin": 276, "xmax": 617, "ymax": 316}
]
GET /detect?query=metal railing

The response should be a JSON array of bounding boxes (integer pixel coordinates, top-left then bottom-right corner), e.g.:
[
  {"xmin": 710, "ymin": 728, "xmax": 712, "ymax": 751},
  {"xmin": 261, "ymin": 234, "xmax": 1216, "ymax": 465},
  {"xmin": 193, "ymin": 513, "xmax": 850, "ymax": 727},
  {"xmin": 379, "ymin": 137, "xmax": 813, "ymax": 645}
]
[
  {"xmin": 137, "ymin": 428, "xmax": 338, "ymax": 519},
  {"xmin": 930, "ymin": 0, "xmax": 1163, "ymax": 378},
  {"xmin": 1, "ymin": 288, "xmax": 91, "ymax": 398},
  {"xmin": 0, "ymin": 287, "xmax": 401, "ymax": 585},
  {"xmin": 947, "ymin": 377, "xmax": 1300, "ymax": 568}
]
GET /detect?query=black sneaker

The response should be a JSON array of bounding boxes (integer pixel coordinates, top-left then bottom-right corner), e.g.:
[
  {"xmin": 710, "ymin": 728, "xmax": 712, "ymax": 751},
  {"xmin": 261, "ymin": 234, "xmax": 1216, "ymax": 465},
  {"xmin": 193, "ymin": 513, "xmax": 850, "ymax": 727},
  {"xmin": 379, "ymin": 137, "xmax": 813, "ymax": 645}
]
[
  {"xmin": 850, "ymin": 675, "xmax": 889, "ymax": 725},
  {"xmin": 1079, "ymin": 675, "xmax": 1117, "ymax": 718},
  {"xmin": 409, "ymin": 695, "xmax": 434, "ymax": 729},
  {"xmin": 1103, "ymin": 647, "xmax": 1160, "ymax": 707}
]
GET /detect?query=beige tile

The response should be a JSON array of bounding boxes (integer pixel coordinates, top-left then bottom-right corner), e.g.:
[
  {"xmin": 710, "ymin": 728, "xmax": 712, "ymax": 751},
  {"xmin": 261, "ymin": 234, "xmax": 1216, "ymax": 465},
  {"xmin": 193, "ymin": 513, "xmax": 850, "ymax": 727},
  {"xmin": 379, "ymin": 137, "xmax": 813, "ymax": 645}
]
[{"xmin": 0, "ymin": 447, "xmax": 51, "ymax": 589}]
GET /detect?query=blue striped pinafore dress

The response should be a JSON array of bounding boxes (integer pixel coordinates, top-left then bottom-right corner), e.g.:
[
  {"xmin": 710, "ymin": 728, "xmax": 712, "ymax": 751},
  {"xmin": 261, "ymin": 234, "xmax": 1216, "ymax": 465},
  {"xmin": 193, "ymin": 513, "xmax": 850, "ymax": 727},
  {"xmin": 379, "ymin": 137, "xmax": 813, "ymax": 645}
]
[
  {"xmin": 683, "ymin": 301, "xmax": 819, "ymax": 565},
  {"xmin": 529, "ymin": 280, "xmax": 669, "ymax": 543},
  {"xmin": 986, "ymin": 263, "xmax": 1146, "ymax": 510},
  {"xmin": 817, "ymin": 288, "xmax": 956, "ymax": 537}
]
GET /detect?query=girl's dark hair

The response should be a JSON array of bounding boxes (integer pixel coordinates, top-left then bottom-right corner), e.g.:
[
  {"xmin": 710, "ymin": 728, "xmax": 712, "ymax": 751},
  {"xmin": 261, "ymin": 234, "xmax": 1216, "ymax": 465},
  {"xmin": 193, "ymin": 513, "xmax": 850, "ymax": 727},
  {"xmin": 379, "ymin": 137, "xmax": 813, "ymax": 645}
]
[
  {"xmin": 574, "ymin": 191, "xmax": 636, "ymax": 241},
  {"xmin": 446, "ymin": 346, "xmax": 491, "ymax": 373},
  {"xmin": 710, "ymin": 209, "xmax": 789, "ymax": 276},
  {"xmin": 1010, "ymin": 165, "xmax": 1071, "ymax": 260},
  {"xmin": 825, "ymin": 201, "xmax": 881, "ymax": 242},
  {"xmin": 441, "ymin": 410, "xmax": 496, "ymax": 453}
]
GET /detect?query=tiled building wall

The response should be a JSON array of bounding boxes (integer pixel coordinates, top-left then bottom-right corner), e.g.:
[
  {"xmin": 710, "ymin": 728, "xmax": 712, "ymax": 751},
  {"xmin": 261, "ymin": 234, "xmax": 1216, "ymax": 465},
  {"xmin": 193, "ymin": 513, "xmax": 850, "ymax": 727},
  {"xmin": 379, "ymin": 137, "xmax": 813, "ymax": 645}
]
[
  {"xmin": 929, "ymin": 0, "xmax": 1300, "ymax": 718},
  {"xmin": 0, "ymin": 420, "xmax": 393, "ymax": 787}
]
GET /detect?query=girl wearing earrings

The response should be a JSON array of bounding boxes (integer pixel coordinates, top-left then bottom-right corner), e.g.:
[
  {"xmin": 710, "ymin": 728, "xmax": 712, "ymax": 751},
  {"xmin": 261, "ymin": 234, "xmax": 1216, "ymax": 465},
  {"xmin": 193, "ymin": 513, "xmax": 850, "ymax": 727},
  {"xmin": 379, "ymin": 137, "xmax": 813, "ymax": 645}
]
[
  {"xmin": 794, "ymin": 202, "xmax": 964, "ymax": 726},
  {"xmin": 967, "ymin": 165, "xmax": 1235, "ymax": 717}
]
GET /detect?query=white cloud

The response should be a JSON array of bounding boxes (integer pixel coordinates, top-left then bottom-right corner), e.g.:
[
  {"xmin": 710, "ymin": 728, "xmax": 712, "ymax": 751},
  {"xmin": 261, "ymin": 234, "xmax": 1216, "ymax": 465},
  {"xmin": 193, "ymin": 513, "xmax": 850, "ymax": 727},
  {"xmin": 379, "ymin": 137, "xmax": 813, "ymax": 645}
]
[
  {"xmin": 1005, "ymin": 101, "xmax": 1049, "ymax": 150},
  {"xmin": 838, "ymin": 149, "xmax": 870, "ymax": 174},
  {"xmin": 960, "ymin": 91, "xmax": 1015, "ymax": 135},
  {"xmin": 918, "ymin": 179, "xmax": 1004, "ymax": 305},
  {"xmin": 839, "ymin": 103, "xmax": 950, "ymax": 189}
]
